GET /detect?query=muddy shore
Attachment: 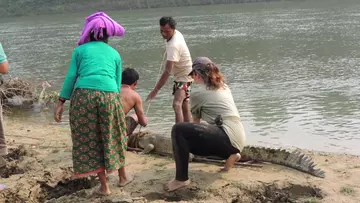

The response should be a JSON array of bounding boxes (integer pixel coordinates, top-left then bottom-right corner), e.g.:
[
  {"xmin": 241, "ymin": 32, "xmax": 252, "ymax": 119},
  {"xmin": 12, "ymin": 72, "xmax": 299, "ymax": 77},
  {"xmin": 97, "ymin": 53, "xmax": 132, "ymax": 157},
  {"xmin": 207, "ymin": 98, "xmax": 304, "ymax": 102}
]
[{"xmin": 0, "ymin": 119, "xmax": 359, "ymax": 203}]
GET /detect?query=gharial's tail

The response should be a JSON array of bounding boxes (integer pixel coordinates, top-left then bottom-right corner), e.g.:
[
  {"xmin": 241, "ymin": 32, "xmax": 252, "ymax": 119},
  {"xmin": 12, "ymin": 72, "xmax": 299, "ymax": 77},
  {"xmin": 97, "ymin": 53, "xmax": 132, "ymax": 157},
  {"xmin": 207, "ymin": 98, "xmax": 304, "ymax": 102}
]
[{"xmin": 241, "ymin": 146, "xmax": 326, "ymax": 178}]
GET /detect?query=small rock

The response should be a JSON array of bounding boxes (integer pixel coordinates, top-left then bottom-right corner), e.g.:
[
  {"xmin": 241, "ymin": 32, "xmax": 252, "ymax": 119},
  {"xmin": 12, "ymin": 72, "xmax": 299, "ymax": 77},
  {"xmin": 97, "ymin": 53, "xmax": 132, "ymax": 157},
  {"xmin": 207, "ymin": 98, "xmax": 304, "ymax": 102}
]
[
  {"xmin": 29, "ymin": 185, "xmax": 41, "ymax": 202},
  {"xmin": 103, "ymin": 196, "xmax": 147, "ymax": 203},
  {"xmin": 18, "ymin": 157, "xmax": 43, "ymax": 172},
  {"xmin": 104, "ymin": 197, "xmax": 133, "ymax": 203},
  {"xmin": 45, "ymin": 199, "xmax": 57, "ymax": 203},
  {"xmin": 76, "ymin": 189, "xmax": 90, "ymax": 198},
  {"xmin": 133, "ymin": 197, "xmax": 147, "ymax": 203}
]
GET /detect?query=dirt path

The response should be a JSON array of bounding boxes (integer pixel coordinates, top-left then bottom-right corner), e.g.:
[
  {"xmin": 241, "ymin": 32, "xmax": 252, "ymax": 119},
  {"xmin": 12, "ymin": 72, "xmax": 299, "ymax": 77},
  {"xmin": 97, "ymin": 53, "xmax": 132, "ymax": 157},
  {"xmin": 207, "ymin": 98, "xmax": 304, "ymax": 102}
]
[{"xmin": 0, "ymin": 119, "xmax": 359, "ymax": 203}]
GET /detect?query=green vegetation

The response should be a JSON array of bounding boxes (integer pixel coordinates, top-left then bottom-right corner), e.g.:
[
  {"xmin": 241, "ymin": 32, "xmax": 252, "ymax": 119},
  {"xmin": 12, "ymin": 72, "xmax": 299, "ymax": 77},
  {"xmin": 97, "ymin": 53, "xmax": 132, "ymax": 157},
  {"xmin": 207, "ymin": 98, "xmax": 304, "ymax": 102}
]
[
  {"xmin": 340, "ymin": 185, "xmax": 356, "ymax": 196},
  {"xmin": 0, "ymin": 0, "xmax": 280, "ymax": 18},
  {"xmin": 307, "ymin": 198, "xmax": 321, "ymax": 203}
]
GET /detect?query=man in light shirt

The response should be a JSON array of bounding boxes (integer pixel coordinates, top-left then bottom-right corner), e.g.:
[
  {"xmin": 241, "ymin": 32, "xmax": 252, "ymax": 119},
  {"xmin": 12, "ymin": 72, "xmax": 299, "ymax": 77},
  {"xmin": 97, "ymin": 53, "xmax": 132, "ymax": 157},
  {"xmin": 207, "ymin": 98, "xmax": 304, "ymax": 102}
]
[
  {"xmin": 146, "ymin": 17, "xmax": 193, "ymax": 123},
  {"xmin": 0, "ymin": 42, "xmax": 9, "ymax": 168}
]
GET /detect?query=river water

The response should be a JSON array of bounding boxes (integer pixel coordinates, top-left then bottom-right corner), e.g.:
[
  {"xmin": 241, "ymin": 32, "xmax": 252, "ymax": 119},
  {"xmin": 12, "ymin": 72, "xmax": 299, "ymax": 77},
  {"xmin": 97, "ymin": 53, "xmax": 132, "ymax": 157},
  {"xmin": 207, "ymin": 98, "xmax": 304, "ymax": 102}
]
[{"xmin": 1, "ymin": 0, "xmax": 360, "ymax": 155}]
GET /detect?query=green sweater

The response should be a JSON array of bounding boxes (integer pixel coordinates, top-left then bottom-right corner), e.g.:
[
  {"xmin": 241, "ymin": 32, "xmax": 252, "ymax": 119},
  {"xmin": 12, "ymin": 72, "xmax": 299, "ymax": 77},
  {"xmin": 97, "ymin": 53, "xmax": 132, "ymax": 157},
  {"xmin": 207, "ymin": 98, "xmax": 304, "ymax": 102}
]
[
  {"xmin": 60, "ymin": 41, "xmax": 122, "ymax": 100},
  {"xmin": 0, "ymin": 43, "xmax": 7, "ymax": 63}
]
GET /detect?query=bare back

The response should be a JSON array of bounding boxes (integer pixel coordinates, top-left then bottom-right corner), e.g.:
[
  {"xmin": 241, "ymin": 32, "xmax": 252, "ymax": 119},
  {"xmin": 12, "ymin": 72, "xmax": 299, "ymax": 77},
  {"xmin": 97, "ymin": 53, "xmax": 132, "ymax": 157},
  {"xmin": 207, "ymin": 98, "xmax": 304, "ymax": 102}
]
[
  {"xmin": 120, "ymin": 86, "xmax": 147, "ymax": 127},
  {"xmin": 120, "ymin": 87, "xmax": 138, "ymax": 115}
]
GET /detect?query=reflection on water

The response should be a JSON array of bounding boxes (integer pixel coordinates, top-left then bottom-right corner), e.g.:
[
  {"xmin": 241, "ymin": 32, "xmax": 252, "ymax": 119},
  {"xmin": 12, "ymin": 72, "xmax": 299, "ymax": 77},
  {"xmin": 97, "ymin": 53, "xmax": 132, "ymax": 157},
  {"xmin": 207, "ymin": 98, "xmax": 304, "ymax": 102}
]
[{"xmin": 1, "ymin": 1, "xmax": 360, "ymax": 155}]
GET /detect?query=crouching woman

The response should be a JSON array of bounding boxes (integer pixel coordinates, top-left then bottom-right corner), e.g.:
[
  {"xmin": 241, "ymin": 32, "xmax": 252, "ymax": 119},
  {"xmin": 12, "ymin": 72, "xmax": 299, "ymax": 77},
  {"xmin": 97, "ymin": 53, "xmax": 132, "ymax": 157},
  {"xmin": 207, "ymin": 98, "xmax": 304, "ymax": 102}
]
[{"xmin": 165, "ymin": 57, "xmax": 246, "ymax": 192}]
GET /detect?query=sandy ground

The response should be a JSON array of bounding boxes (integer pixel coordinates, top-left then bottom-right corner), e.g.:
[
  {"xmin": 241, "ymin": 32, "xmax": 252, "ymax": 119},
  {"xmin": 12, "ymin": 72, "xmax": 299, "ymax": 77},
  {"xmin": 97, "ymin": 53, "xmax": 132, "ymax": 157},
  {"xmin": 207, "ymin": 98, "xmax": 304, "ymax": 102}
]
[{"xmin": 0, "ymin": 118, "xmax": 359, "ymax": 203}]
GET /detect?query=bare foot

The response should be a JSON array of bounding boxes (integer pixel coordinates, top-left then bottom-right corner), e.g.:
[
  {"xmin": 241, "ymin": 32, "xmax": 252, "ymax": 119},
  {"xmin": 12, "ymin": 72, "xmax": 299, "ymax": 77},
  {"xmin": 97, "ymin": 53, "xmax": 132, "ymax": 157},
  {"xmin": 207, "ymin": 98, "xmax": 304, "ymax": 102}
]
[
  {"xmin": 118, "ymin": 174, "xmax": 134, "ymax": 187},
  {"xmin": 164, "ymin": 178, "xmax": 191, "ymax": 192},
  {"xmin": 93, "ymin": 185, "xmax": 111, "ymax": 196},
  {"xmin": 220, "ymin": 153, "xmax": 241, "ymax": 172}
]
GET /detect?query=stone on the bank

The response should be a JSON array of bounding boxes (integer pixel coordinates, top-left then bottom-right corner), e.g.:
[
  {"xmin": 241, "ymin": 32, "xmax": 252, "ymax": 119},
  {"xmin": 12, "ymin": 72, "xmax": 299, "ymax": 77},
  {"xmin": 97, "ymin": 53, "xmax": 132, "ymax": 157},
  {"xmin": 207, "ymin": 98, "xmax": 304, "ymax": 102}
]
[{"xmin": 103, "ymin": 196, "xmax": 147, "ymax": 203}]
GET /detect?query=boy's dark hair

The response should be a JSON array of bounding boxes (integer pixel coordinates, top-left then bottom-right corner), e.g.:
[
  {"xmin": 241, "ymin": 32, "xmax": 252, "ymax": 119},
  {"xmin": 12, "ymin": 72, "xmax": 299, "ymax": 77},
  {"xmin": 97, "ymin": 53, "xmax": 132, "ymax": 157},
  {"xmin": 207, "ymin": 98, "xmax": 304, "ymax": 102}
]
[
  {"xmin": 159, "ymin": 17, "xmax": 177, "ymax": 29},
  {"xmin": 122, "ymin": 68, "xmax": 139, "ymax": 85}
]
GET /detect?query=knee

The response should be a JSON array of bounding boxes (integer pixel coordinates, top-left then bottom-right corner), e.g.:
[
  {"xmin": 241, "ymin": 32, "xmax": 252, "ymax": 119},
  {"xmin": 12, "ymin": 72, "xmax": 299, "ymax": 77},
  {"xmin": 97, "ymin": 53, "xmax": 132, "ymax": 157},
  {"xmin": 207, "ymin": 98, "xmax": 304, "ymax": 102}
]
[
  {"xmin": 171, "ymin": 123, "xmax": 180, "ymax": 139},
  {"xmin": 172, "ymin": 100, "xmax": 182, "ymax": 111},
  {"xmin": 171, "ymin": 123, "xmax": 185, "ymax": 139}
]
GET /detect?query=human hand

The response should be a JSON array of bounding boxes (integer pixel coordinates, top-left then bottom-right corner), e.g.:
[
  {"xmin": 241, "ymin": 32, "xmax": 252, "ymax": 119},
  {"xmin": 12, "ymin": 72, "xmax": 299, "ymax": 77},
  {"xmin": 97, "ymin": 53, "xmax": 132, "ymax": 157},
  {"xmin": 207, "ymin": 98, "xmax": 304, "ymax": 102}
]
[
  {"xmin": 146, "ymin": 89, "xmax": 159, "ymax": 102},
  {"xmin": 54, "ymin": 102, "xmax": 64, "ymax": 122}
]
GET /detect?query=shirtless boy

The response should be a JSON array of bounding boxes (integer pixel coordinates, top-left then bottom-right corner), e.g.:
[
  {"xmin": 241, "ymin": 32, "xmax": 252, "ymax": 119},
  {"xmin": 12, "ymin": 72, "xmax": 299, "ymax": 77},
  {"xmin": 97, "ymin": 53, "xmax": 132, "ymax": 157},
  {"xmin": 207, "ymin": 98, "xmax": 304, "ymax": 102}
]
[{"xmin": 121, "ymin": 68, "xmax": 148, "ymax": 135}]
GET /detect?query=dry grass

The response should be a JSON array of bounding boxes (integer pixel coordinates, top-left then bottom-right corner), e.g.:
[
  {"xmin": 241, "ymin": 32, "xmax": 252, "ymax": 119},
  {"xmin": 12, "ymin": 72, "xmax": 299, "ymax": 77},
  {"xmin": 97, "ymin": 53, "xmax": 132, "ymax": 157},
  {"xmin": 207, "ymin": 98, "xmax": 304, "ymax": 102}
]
[{"xmin": 340, "ymin": 185, "xmax": 356, "ymax": 196}]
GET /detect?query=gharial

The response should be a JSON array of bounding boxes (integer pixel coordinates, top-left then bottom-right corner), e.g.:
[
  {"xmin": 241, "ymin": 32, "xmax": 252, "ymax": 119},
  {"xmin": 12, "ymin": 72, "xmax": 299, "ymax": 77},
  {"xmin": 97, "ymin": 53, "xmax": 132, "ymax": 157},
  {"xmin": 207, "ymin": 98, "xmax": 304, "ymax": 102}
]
[{"xmin": 127, "ymin": 130, "xmax": 326, "ymax": 179}]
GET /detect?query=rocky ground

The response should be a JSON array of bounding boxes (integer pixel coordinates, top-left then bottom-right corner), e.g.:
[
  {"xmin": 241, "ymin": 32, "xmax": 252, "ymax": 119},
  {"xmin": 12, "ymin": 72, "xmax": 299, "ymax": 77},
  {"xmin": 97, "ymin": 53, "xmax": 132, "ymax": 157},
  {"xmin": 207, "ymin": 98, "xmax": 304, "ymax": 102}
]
[{"xmin": 0, "ymin": 118, "xmax": 359, "ymax": 203}]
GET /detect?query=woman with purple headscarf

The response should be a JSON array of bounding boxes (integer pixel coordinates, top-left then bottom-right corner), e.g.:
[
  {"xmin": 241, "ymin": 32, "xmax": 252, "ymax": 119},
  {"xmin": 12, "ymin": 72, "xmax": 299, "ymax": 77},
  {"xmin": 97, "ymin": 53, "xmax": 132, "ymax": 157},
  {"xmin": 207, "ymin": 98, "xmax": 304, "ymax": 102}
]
[{"xmin": 54, "ymin": 12, "xmax": 130, "ymax": 195}]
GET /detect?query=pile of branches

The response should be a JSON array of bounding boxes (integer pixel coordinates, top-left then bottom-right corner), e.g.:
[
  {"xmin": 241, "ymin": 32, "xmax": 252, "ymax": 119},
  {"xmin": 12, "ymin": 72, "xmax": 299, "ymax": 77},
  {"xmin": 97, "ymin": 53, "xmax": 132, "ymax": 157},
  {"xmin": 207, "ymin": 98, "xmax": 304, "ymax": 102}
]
[
  {"xmin": 0, "ymin": 77, "xmax": 59, "ymax": 113},
  {"xmin": 0, "ymin": 77, "xmax": 34, "ymax": 102}
]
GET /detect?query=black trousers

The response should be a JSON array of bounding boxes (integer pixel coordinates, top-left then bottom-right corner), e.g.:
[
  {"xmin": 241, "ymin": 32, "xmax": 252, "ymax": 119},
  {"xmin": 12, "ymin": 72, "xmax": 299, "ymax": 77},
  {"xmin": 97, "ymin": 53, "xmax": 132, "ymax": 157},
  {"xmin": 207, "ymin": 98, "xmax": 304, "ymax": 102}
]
[{"xmin": 171, "ymin": 122, "xmax": 240, "ymax": 181}]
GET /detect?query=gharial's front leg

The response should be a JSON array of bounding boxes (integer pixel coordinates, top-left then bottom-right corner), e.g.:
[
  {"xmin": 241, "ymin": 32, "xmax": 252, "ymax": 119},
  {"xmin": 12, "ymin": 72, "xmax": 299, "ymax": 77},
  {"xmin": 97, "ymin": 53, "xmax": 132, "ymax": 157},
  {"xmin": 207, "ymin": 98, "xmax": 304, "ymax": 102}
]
[{"xmin": 140, "ymin": 144, "xmax": 155, "ymax": 155}]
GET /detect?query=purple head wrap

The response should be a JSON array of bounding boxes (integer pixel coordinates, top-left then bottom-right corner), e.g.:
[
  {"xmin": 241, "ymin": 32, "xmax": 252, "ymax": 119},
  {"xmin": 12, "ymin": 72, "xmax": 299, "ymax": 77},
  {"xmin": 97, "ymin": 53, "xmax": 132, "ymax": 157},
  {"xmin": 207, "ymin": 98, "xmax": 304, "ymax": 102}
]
[{"xmin": 77, "ymin": 12, "xmax": 125, "ymax": 46}]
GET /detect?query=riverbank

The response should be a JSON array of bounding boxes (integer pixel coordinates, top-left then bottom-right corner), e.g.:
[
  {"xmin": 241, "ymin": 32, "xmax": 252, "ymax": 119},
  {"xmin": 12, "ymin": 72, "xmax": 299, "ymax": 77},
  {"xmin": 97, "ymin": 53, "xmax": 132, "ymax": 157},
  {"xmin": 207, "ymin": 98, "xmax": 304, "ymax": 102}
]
[
  {"xmin": 0, "ymin": 0, "xmax": 280, "ymax": 18},
  {"xmin": 0, "ymin": 119, "xmax": 359, "ymax": 203}
]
